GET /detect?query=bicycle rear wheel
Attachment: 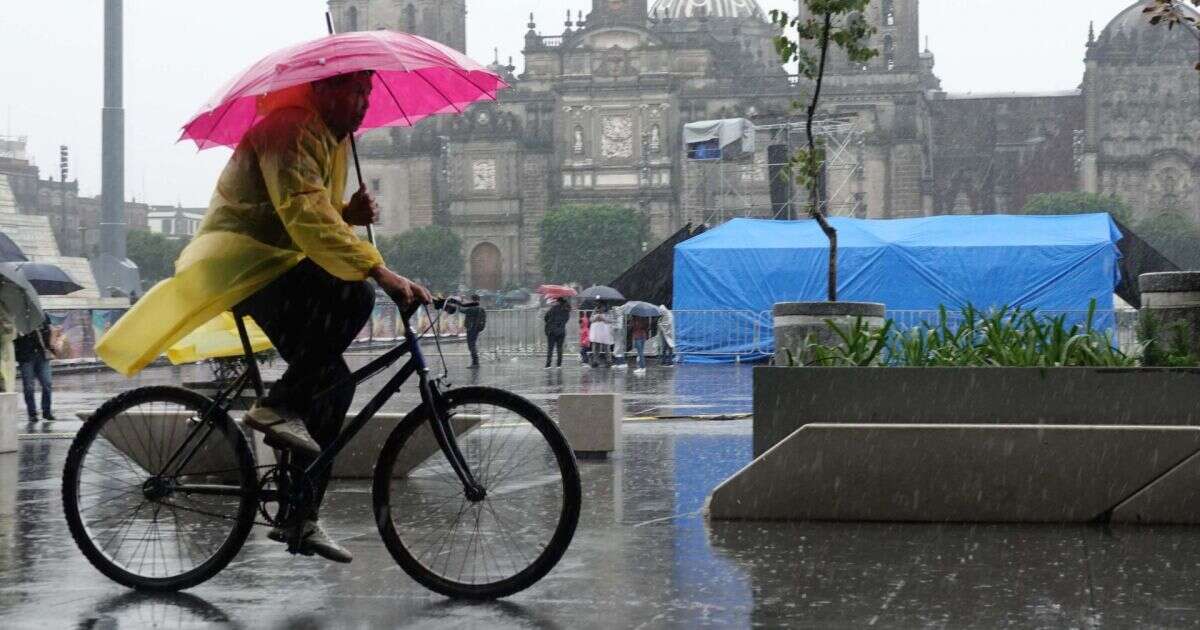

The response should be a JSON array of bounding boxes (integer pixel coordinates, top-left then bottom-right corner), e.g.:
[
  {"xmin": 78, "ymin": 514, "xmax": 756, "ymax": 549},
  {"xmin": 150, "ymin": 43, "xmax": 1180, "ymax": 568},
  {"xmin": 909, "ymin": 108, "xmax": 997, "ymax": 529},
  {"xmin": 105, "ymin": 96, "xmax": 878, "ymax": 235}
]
[
  {"xmin": 62, "ymin": 386, "xmax": 257, "ymax": 591},
  {"xmin": 373, "ymin": 386, "xmax": 581, "ymax": 599}
]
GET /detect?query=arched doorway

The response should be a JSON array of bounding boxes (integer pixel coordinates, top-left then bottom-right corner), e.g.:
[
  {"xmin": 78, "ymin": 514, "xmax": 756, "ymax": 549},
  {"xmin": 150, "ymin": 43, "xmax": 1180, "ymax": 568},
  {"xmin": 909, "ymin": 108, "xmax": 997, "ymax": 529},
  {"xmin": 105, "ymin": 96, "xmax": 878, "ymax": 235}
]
[{"xmin": 470, "ymin": 242, "xmax": 502, "ymax": 290}]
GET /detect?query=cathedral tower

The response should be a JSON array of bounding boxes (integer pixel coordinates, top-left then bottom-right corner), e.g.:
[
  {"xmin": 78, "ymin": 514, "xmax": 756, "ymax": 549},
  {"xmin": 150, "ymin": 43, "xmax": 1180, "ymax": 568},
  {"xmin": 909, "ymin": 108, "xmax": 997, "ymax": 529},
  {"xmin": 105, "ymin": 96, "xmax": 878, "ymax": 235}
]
[{"xmin": 328, "ymin": 0, "xmax": 467, "ymax": 52}]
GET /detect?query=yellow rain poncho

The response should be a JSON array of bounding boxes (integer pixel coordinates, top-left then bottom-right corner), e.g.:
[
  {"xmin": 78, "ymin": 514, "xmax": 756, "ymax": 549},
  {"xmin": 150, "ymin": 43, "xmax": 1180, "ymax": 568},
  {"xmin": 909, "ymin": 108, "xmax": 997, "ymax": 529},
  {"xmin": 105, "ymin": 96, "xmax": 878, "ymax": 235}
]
[
  {"xmin": 166, "ymin": 312, "xmax": 273, "ymax": 365},
  {"xmin": 97, "ymin": 88, "xmax": 384, "ymax": 376}
]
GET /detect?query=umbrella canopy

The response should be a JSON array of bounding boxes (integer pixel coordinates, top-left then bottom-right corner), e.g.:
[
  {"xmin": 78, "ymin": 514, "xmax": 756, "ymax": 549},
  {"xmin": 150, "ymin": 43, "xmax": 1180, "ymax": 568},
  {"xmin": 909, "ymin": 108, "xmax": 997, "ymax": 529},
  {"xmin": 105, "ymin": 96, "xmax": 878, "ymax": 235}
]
[
  {"xmin": 2, "ymin": 262, "xmax": 83, "ymax": 296},
  {"xmin": 181, "ymin": 31, "xmax": 508, "ymax": 150},
  {"xmin": 579, "ymin": 285, "xmax": 625, "ymax": 303},
  {"xmin": 167, "ymin": 312, "xmax": 272, "ymax": 365},
  {"xmin": 623, "ymin": 301, "xmax": 662, "ymax": 318},
  {"xmin": 0, "ymin": 233, "xmax": 27, "ymax": 263},
  {"xmin": 0, "ymin": 265, "xmax": 44, "ymax": 335},
  {"xmin": 537, "ymin": 284, "xmax": 577, "ymax": 299}
]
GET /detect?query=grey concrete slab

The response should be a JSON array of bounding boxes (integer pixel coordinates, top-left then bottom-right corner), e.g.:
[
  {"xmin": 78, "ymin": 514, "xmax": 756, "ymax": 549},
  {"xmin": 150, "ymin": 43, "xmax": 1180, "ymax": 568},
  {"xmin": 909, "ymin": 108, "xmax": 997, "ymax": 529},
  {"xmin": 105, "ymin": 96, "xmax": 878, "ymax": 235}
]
[
  {"xmin": 709, "ymin": 424, "xmax": 1200, "ymax": 523},
  {"xmin": 1111, "ymin": 448, "xmax": 1200, "ymax": 524}
]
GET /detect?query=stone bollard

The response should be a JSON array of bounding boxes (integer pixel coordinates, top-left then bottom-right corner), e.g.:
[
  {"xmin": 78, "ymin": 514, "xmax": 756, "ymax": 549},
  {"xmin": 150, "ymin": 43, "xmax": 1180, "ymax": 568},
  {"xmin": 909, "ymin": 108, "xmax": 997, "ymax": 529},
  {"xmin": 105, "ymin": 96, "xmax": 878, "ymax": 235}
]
[
  {"xmin": 558, "ymin": 393, "xmax": 622, "ymax": 459},
  {"xmin": 1139, "ymin": 272, "xmax": 1200, "ymax": 362},
  {"xmin": 0, "ymin": 392, "xmax": 16, "ymax": 453},
  {"xmin": 772, "ymin": 302, "xmax": 886, "ymax": 365}
]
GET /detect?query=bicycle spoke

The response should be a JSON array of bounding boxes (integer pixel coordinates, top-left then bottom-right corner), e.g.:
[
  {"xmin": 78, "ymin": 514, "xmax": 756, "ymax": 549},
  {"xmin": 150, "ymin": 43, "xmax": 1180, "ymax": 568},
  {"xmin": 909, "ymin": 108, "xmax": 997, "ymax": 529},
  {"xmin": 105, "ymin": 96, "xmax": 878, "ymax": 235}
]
[
  {"xmin": 69, "ymin": 390, "xmax": 253, "ymax": 584},
  {"xmin": 384, "ymin": 394, "xmax": 574, "ymax": 591}
]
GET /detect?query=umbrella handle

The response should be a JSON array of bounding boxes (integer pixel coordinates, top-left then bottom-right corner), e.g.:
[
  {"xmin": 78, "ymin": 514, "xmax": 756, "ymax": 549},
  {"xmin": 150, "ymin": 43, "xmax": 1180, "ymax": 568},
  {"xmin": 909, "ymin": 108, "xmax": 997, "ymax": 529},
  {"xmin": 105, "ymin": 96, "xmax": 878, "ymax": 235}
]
[{"xmin": 327, "ymin": 11, "xmax": 376, "ymax": 248}]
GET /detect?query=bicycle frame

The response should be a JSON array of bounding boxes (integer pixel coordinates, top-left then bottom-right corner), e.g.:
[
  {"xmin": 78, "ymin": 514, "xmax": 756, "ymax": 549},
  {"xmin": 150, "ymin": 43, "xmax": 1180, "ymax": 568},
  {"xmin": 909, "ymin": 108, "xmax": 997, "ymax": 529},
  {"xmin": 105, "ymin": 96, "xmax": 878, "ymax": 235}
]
[{"xmin": 161, "ymin": 306, "xmax": 486, "ymax": 504}]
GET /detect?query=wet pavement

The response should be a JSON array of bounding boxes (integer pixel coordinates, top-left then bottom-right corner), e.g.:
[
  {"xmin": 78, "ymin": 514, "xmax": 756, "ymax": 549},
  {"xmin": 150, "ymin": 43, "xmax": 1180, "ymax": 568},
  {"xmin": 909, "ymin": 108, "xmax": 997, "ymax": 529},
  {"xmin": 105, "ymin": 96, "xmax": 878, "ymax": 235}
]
[{"xmin": 4, "ymin": 354, "xmax": 1200, "ymax": 628}]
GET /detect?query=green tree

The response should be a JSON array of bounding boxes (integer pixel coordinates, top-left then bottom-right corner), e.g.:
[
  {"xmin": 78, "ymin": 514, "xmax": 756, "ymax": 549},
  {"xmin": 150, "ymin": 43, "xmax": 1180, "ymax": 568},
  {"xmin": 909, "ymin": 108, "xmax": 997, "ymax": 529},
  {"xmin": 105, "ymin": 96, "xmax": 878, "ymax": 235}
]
[
  {"xmin": 540, "ymin": 204, "xmax": 647, "ymax": 287},
  {"xmin": 1019, "ymin": 192, "xmax": 1135, "ymax": 224},
  {"xmin": 377, "ymin": 226, "xmax": 465, "ymax": 292},
  {"xmin": 772, "ymin": 2, "xmax": 878, "ymax": 302},
  {"xmin": 126, "ymin": 230, "xmax": 187, "ymax": 286}
]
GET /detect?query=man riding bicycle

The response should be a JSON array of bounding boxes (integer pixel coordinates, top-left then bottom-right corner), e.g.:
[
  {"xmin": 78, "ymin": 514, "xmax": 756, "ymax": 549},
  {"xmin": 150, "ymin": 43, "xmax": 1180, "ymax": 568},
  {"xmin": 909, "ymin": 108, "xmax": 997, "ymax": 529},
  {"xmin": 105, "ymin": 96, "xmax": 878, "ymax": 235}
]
[{"xmin": 97, "ymin": 71, "xmax": 432, "ymax": 564}]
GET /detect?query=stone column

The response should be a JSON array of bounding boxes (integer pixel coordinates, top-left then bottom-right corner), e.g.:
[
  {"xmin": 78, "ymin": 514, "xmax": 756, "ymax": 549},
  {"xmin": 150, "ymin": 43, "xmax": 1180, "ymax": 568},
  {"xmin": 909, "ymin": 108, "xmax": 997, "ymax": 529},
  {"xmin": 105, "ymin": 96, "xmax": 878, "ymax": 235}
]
[
  {"xmin": 772, "ymin": 301, "xmax": 886, "ymax": 365},
  {"xmin": 1139, "ymin": 272, "xmax": 1200, "ymax": 362}
]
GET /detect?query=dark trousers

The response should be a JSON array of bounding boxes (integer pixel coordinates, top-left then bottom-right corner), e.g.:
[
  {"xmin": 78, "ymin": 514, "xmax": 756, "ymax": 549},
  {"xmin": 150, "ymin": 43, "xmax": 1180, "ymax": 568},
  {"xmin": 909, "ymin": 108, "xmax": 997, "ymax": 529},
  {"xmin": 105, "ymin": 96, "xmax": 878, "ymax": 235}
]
[
  {"xmin": 466, "ymin": 330, "xmax": 480, "ymax": 366},
  {"xmin": 545, "ymin": 333, "xmax": 565, "ymax": 367},
  {"xmin": 235, "ymin": 259, "xmax": 374, "ymax": 518},
  {"xmin": 18, "ymin": 355, "xmax": 51, "ymax": 419}
]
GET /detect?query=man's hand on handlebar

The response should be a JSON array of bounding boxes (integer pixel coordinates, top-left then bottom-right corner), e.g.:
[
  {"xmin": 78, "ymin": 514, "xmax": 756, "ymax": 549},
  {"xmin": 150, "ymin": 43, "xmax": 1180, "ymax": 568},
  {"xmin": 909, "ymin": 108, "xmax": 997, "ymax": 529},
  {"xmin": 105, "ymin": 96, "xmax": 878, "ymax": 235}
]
[{"xmin": 369, "ymin": 266, "xmax": 433, "ymax": 309}]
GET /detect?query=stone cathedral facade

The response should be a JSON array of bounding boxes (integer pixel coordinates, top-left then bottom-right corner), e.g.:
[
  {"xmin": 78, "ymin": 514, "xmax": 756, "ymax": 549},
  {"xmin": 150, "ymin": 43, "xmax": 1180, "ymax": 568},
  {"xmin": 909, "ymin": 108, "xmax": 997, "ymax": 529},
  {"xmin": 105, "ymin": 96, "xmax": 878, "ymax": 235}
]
[{"xmin": 328, "ymin": 0, "xmax": 1199, "ymax": 290}]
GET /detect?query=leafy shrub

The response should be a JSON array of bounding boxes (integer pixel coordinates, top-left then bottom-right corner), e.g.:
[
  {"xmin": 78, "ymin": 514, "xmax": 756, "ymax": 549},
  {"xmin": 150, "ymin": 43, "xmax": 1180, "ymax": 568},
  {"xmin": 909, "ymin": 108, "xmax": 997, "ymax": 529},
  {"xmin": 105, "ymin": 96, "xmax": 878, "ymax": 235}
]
[{"xmin": 790, "ymin": 301, "xmax": 1138, "ymax": 367}]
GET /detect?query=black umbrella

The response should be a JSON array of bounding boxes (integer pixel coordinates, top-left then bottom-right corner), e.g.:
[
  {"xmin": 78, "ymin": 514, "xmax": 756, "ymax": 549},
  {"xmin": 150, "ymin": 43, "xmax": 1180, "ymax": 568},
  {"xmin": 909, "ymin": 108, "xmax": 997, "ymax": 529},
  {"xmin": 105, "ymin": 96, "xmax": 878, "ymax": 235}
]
[
  {"xmin": 579, "ymin": 285, "xmax": 625, "ymax": 302},
  {"xmin": 623, "ymin": 301, "xmax": 662, "ymax": 318},
  {"xmin": 0, "ymin": 233, "xmax": 27, "ymax": 263},
  {"xmin": 2, "ymin": 262, "xmax": 84, "ymax": 295},
  {"xmin": 0, "ymin": 265, "xmax": 44, "ymax": 335}
]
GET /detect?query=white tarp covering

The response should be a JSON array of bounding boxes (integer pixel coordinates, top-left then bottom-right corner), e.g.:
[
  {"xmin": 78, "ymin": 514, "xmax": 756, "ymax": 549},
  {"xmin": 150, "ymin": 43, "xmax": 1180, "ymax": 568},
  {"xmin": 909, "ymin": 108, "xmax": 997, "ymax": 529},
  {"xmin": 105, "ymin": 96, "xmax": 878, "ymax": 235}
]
[{"xmin": 682, "ymin": 118, "xmax": 755, "ymax": 157}]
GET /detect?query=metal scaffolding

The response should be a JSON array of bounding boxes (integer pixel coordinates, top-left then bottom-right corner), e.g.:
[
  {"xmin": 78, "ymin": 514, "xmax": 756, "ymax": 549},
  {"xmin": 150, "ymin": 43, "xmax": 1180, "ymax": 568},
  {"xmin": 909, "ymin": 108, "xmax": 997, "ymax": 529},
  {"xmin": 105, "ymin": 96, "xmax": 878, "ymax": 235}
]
[{"xmin": 683, "ymin": 117, "xmax": 866, "ymax": 226}]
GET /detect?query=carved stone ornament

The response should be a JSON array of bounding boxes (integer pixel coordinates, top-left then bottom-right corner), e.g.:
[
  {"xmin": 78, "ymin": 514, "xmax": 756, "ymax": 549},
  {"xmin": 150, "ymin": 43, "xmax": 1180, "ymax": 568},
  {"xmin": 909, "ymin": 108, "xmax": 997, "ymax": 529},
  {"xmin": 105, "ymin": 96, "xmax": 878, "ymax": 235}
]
[
  {"xmin": 601, "ymin": 115, "xmax": 634, "ymax": 159},
  {"xmin": 472, "ymin": 159, "xmax": 497, "ymax": 191}
]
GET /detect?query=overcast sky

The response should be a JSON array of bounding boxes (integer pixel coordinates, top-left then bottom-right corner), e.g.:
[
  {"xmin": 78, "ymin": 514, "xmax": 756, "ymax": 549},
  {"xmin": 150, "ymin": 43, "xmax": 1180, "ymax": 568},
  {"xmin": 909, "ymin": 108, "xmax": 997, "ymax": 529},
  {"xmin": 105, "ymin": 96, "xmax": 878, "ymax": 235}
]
[{"xmin": 0, "ymin": 0, "xmax": 1140, "ymax": 207}]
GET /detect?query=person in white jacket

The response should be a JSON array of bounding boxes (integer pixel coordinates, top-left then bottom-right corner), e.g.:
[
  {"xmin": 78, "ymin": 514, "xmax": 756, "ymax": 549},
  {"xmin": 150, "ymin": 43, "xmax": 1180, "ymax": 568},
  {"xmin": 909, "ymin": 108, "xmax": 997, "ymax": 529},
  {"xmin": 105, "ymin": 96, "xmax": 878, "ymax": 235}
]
[
  {"xmin": 610, "ymin": 303, "xmax": 628, "ymax": 368},
  {"xmin": 657, "ymin": 305, "xmax": 675, "ymax": 367},
  {"xmin": 588, "ymin": 308, "xmax": 613, "ymax": 368}
]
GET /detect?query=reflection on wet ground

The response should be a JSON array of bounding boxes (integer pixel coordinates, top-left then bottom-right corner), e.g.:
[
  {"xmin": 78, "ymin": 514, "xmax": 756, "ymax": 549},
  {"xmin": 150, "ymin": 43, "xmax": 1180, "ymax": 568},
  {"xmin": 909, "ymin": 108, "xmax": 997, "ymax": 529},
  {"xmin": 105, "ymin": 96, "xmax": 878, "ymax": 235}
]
[{"xmin": 4, "ymin": 356, "xmax": 1200, "ymax": 627}]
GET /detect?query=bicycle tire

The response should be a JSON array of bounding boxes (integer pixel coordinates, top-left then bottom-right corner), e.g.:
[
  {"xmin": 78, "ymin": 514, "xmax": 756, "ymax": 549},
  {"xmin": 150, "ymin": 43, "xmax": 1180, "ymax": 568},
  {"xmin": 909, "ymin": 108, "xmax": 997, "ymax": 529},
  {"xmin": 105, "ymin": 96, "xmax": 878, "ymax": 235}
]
[
  {"xmin": 62, "ymin": 386, "xmax": 257, "ymax": 592},
  {"xmin": 373, "ymin": 386, "xmax": 581, "ymax": 599}
]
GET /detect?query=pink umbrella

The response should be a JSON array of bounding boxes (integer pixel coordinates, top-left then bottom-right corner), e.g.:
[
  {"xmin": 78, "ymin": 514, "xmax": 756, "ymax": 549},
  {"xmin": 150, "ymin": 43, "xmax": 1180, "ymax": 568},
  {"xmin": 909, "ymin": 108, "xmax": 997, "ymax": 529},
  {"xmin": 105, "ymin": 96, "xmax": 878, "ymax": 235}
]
[
  {"xmin": 537, "ymin": 285, "xmax": 578, "ymax": 300},
  {"xmin": 180, "ymin": 30, "xmax": 508, "ymax": 150}
]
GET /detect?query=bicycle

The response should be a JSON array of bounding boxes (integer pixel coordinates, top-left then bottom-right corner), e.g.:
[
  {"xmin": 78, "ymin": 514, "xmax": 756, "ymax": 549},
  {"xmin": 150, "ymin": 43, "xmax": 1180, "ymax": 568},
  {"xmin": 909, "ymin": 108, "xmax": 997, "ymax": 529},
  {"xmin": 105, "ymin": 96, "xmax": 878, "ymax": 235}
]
[{"xmin": 62, "ymin": 299, "xmax": 582, "ymax": 600}]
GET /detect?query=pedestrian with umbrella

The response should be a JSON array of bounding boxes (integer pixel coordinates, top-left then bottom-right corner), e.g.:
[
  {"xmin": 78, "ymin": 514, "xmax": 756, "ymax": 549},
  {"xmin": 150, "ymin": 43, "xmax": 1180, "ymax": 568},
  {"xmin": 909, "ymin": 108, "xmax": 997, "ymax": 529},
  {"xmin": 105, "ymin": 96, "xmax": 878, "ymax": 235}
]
[
  {"xmin": 622, "ymin": 301, "xmax": 661, "ymax": 374},
  {"xmin": 95, "ymin": 29, "xmax": 506, "ymax": 564},
  {"xmin": 543, "ymin": 297, "xmax": 571, "ymax": 369},
  {"xmin": 588, "ymin": 306, "xmax": 614, "ymax": 368},
  {"xmin": 13, "ymin": 316, "xmax": 55, "ymax": 422},
  {"xmin": 0, "ymin": 264, "xmax": 45, "ymax": 406}
]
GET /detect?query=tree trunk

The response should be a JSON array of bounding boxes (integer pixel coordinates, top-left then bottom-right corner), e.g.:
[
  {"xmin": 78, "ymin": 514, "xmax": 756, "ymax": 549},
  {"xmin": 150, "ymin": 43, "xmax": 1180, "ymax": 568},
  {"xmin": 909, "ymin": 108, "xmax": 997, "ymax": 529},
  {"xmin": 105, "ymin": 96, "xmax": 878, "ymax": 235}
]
[{"xmin": 807, "ymin": 12, "xmax": 838, "ymax": 302}]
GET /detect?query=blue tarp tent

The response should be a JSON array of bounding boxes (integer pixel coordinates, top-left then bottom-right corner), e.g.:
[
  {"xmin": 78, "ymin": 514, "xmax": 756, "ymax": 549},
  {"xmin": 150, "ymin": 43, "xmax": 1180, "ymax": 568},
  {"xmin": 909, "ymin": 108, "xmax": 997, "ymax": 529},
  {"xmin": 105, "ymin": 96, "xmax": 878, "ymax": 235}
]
[{"xmin": 673, "ymin": 214, "xmax": 1124, "ymax": 363}]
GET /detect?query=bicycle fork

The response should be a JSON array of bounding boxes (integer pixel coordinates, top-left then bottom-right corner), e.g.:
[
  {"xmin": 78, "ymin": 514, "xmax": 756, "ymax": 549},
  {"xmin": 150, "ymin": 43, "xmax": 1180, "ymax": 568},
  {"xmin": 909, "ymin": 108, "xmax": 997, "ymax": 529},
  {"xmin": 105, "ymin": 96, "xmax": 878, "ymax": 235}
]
[{"xmin": 421, "ymin": 376, "xmax": 487, "ymax": 502}]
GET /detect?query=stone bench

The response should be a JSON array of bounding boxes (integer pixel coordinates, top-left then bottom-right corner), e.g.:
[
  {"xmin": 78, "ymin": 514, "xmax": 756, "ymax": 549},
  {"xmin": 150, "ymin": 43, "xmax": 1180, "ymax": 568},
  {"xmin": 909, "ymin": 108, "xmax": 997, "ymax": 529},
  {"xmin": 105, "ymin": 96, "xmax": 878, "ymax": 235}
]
[
  {"xmin": 707, "ymin": 423, "xmax": 1200, "ymax": 524},
  {"xmin": 558, "ymin": 393, "xmax": 621, "ymax": 458}
]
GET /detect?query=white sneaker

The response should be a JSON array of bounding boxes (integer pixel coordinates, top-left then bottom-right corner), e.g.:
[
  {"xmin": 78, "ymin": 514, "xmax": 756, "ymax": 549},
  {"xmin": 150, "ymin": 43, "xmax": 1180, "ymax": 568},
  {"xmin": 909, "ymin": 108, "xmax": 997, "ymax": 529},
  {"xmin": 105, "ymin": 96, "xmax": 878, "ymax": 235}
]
[
  {"xmin": 244, "ymin": 403, "xmax": 320, "ymax": 455},
  {"xmin": 613, "ymin": 363, "xmax": 628, "ymax": 370},
  {"xmin": 268, "ymin": 519, "xmax": 353, "ymax": 564},
  {"xmin": 634, "ymin": 368, "xmax": 647, "ymax": 375}
]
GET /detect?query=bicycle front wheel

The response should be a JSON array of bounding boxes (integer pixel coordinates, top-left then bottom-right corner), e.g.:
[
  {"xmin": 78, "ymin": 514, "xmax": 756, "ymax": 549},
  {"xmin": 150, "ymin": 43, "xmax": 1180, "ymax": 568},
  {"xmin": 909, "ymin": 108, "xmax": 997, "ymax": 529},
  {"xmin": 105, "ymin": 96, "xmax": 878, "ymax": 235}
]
[
  {"xmin": 373, "ymin": 386, "xmax": 581, "ymax": 599},
  {"xmin": 62, "ymin": 386, "xmax": 257, "ymax": 592}
]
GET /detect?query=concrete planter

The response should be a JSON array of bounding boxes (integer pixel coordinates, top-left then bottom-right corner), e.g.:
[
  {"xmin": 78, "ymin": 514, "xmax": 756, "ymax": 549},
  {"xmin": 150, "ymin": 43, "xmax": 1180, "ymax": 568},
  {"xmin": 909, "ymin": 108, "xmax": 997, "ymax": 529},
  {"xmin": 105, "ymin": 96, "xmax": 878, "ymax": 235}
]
[
  {"xmin": 1140, "ymin": 271, "xmax": 1200, "ymax": 358},
  {"xmin": 772, "ymin": 302, "xmax": 885, "ymax": 365},
  {"xmin": 754, "ymin": 366, "xmax": 1200, "ymax": 456}
]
